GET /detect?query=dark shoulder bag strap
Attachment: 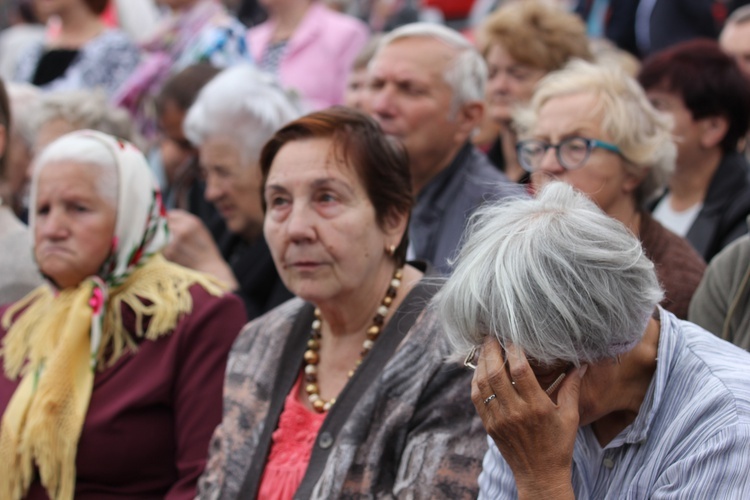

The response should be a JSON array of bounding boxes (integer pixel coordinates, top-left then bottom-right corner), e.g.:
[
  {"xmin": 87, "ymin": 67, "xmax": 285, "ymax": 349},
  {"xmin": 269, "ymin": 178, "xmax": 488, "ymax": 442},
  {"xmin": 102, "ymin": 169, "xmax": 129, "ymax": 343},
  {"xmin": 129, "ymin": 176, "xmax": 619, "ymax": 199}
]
[
  {"xmin": 234, "ymin": 303, "xmax": 316, "ymax": 499},
  {"xmin": 294, "ymin": 278, "xmax": 441, "ymax": 499}
]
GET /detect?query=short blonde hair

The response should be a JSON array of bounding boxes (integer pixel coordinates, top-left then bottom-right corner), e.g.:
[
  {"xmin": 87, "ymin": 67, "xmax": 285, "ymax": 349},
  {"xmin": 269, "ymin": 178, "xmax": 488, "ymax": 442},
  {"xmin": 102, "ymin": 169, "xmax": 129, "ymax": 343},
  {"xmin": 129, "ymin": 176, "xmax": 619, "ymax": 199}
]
[
  {"xmin": 515, "ymin": 59, "xmax": 676, "ymax": 207},
  {"xmin": 479, "ymin": 0, "xmax": 592, "ymax": 72}
]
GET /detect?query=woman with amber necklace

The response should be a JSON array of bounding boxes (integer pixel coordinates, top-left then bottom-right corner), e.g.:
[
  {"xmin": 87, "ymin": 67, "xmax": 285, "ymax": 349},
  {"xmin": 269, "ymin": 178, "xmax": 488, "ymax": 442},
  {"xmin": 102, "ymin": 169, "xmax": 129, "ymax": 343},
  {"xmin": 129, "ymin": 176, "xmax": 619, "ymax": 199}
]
[{"xmin": 198, "ymin": 108, "xmax": 487, "ymax": 499}]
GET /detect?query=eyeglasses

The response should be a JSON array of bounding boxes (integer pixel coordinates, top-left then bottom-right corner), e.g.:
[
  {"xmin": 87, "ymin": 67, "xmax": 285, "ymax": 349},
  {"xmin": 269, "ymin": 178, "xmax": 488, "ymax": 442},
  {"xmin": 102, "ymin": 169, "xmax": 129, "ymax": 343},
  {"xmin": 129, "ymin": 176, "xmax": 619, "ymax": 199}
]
[
  {"xmin": 464, "ymin": 345, "xmax": 571, "ymax": 396},
  {"xmin": 516, "ymin": 136, "xmax": 622, "ymax": 173}
]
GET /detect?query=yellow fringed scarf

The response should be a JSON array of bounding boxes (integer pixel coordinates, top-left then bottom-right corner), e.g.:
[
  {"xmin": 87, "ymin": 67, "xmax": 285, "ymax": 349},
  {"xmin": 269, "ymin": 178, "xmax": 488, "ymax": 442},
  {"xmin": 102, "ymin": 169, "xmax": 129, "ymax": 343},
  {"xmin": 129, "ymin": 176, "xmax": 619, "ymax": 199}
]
[{"xmin": 0, "ymin": 254, "xmax": 225, "ymax": 500}]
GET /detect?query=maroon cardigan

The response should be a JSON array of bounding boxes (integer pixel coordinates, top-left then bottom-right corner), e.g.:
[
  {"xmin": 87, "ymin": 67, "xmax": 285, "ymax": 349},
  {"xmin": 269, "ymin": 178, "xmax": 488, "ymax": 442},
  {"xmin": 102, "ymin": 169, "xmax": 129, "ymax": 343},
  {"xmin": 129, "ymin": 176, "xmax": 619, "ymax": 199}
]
[
  {"xmin": 0, "ymin": 285, "xmax": 247, "ymax": 499},
  {"xmin": 640, "ymin": 212, "xmax": 706, "ymax": 319}
]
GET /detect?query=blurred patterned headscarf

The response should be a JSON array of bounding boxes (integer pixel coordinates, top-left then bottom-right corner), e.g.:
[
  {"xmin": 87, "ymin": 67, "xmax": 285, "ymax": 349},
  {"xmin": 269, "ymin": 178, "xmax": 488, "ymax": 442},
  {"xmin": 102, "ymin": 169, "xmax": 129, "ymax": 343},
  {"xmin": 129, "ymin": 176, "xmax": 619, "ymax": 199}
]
[{"xmin": 0, "ymin": 130, "xmax": 223, "ymax": 500}]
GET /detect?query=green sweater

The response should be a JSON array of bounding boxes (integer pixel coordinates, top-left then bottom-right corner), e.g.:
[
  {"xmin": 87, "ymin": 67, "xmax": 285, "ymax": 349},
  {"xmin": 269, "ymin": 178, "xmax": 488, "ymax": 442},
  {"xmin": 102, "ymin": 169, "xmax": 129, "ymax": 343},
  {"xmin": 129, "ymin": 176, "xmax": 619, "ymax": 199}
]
[{"xmin": 689, "ymin": 216, "xmax": 750, "ymax": 350}]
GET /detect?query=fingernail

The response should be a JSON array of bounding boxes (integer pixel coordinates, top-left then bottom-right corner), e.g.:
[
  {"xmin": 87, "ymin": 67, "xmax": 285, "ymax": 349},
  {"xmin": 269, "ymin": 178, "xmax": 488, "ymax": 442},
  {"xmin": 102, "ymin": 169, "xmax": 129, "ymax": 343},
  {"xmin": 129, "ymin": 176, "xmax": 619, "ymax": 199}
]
[{"xmin": 579, "ymin": 364, "xmax": 588, "ymax": 378}]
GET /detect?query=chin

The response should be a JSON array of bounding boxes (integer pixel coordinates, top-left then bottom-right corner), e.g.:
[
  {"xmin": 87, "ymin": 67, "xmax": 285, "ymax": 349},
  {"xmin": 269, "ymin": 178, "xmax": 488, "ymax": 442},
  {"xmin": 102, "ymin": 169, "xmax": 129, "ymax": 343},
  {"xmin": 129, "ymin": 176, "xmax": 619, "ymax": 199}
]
[
  {"xmin": 490, "ymin": 108, "xmax": 512, "ymax": 124},
  {"xmin": 225, "ymin": 219, "xmax": 243, "ymax": 236},
  {"xmin": 286, "ymin": 279, "xmax": 334, "ymax": 305}
]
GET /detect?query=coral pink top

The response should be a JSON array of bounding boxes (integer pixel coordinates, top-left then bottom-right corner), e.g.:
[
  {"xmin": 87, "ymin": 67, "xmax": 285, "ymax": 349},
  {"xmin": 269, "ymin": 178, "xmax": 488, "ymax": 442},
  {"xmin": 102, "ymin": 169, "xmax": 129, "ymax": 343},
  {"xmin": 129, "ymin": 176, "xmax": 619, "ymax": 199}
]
[{"xmin": 258, "ymin": 373, "xmax": 327, "ymax": 500}]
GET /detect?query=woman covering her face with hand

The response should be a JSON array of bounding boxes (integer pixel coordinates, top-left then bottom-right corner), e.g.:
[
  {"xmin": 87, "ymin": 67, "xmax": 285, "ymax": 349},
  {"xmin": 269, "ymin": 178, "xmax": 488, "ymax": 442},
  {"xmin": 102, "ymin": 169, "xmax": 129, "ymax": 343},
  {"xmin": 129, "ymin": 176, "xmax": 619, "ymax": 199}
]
[
  {"xmin": 0, "ymin": 130, "xmax": 246, "ymax": 499},
  {"xmin": 436, "ymin": 182, "xmax": 750, "ymax": 499},
  {"xmin": 198, "ymin": 108, "xmax": 486, "ymax": 499}
]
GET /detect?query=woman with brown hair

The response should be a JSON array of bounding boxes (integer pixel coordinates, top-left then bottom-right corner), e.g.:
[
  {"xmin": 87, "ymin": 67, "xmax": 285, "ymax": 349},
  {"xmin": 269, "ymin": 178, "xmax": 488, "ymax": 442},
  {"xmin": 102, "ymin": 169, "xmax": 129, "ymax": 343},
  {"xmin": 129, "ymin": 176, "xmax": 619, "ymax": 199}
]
[
  {"xmin": 198, "ymin": 108, "xmax": 486, "ymax": 499},
  {"xmin": 479, "ymin": 0, "xmax": 592, "ymax": 183}
]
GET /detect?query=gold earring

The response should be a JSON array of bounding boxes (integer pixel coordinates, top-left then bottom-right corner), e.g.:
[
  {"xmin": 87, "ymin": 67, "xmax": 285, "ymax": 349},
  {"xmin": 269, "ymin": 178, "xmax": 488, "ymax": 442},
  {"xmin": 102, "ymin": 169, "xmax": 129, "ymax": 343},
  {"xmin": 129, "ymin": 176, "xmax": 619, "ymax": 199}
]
[{"xmin": 386, "ymin": 244, "xmax": 396, "ymax": 257}]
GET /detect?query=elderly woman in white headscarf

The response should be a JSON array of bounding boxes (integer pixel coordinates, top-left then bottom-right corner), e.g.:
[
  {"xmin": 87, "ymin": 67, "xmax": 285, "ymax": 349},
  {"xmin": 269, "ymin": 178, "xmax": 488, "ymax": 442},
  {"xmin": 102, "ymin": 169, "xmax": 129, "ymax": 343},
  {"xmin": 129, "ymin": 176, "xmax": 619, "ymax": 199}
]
[
  {"xmin": 0, "ymin": 130, "xmax": 246, "ymax": 499},
  {"xmin": 436, "ymin": 182, "xmax": 750, "ymax": 499}
]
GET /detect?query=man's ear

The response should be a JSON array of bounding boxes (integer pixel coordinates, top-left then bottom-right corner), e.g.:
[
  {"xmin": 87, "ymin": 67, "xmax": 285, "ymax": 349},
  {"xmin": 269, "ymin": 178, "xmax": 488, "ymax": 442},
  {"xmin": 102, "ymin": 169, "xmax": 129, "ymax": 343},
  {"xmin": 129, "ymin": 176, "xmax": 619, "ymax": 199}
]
[
  {"xmin": 699, "ymin": 115, "xmax": 729, "ymax": 149},
  {"xmin": 454, "ymin": 101, "xmax": 485, "ymax": 143}
]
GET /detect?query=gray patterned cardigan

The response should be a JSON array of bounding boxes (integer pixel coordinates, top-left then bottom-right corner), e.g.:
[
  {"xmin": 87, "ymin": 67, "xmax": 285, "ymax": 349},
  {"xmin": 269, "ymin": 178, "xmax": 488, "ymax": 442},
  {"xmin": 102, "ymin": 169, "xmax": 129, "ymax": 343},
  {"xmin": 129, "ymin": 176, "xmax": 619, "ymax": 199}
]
[{"xmin": 197, "ymin": 279, "xmax": 487, "ymax": 499}]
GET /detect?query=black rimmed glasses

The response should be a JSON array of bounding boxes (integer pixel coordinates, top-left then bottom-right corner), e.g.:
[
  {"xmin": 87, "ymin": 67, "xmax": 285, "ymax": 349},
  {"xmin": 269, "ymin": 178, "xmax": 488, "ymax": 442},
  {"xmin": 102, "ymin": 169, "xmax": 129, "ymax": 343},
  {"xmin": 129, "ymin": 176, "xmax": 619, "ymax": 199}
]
[{"xmin": 516, "ymin": 136, "xmax": 622, "ymax": 173}]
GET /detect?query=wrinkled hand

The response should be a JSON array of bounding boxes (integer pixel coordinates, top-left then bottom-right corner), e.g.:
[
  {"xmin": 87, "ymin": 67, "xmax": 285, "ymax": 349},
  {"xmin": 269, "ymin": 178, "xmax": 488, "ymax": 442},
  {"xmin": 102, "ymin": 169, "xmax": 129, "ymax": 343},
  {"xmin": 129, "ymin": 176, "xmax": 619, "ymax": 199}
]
[
  {"xmin": 471, "ymin": 338, "xmax": 586, "ymax": 499},
  {"xmin": 163, "ymin": 210, "xmax": 239, "ymax": 290}
]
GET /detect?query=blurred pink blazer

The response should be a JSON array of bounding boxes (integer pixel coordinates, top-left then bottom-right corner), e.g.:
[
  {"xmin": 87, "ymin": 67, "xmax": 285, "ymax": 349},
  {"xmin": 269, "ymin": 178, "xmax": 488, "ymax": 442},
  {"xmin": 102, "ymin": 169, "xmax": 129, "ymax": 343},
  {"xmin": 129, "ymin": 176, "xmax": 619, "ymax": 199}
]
[{"xmin": 249, "ymin": 2, "xmax": 369, "ymax": 110}]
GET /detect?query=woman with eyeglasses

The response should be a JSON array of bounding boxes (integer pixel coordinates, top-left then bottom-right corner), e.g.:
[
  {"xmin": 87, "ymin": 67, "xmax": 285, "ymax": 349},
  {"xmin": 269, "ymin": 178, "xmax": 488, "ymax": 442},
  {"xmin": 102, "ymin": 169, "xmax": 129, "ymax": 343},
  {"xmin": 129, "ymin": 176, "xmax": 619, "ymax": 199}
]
[
  {"xmin": 435, "ymin": 182, "xmax": 750, "ymax": 499},
  {"xmin": 479, "ymin": 1, "xmax": 593, "ymax": 184},
  {"xmin": 513, "ymin": 59, "xmax": 705, "ymax": 319}
]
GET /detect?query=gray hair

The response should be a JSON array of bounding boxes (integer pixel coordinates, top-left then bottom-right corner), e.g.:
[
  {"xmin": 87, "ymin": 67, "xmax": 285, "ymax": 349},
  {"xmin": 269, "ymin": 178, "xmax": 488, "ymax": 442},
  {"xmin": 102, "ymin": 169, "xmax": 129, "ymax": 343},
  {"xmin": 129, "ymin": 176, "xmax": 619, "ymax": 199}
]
[
  {"xmin": 377, "ymin": 22, "xmax": 487, "ymax": 112},
  {"xmin": 27, "ymin": 89, "xmax": 136, "ymax": 151},
  {"xmin": 726, "ymin": 5, "xmax": 750, "ymax": 26},
  {"xmin": 6, "ymin": 82, "xmax": 40, "ymax": 149},
  {"xmin": 514, "ymin": 59, "xmax": 676, "ymax": 207},
  {"xmin": 32, "ymin": 132, "xmax": 119, "ymax": 209},
  {"xmin": 435, "ymin": 181, "xmax": 663, "ymax": 366},
  {"xmin": 183, "ymin": 65, "xmax": 302, "ymax": 165}
]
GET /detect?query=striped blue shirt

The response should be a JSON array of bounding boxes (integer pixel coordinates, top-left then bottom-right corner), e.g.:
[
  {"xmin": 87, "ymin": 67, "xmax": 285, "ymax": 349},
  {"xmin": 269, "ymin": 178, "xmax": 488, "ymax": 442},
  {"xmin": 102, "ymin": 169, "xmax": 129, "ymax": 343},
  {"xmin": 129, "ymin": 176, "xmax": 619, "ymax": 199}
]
[{"xmin": 479, "ymin": 308, "xmax": 750, "ymax": 499}]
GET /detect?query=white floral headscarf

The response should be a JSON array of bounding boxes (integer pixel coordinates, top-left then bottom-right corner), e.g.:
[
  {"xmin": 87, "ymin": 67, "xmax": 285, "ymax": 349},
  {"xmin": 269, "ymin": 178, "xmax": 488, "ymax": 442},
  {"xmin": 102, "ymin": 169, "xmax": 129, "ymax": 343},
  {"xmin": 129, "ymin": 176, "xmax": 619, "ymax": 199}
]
[{"xmin": 0, "ymin": 130, "xmax": 223, "ymax": 500}]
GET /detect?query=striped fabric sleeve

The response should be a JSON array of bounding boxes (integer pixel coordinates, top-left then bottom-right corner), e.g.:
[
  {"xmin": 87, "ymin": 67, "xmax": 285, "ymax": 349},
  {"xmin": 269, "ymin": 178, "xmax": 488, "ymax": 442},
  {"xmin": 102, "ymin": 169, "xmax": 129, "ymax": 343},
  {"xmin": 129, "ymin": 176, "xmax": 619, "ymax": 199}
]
[
  {"xmin": 652, "ymin": 424, "xmax": 750, "ymax": 498},
  {"xmin": 478, "ymin": 436, "xmax": 519, "ymax": 500}
]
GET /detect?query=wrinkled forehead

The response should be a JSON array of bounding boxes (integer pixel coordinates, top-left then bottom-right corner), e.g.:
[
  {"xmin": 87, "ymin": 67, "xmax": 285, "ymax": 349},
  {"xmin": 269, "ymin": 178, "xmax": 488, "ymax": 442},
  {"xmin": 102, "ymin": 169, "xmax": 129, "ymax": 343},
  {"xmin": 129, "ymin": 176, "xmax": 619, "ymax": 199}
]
[
  {"xmin": 531, "ymin": 92, "xmax": 606, "ymax": 138},
  {"xmin": 266, "ymin": 137, "xmax": 363, "ymax": 189},
  {"xmin": 370, "ymin": 37, "xmax": 458, "ymax": 83}
]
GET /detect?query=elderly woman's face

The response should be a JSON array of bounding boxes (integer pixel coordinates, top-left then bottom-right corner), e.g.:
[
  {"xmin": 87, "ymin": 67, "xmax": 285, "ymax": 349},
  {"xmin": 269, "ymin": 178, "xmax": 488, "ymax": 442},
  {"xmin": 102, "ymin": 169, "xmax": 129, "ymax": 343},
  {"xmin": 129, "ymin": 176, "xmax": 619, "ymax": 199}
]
[
  {"xmin": 263, "ymin": 137, "xmax": 399, "ymax": 304},
  {"xmin": 200, "ymin": 137, "xmax": 264, "ymax": 242},
  {"xmin": 529, "ymin": 92, "xmax": 639, "ymax": 216},
  {"xmin": 485, "ymin": 43, "xmax": 546, "ymax": 125},
  {"xmin": 344, "ymin": 68, "xmax": 371, "ymax": 112},
  {"xmin": 34, "ymin": 161, "xmax": 116, "ymax": 289}
]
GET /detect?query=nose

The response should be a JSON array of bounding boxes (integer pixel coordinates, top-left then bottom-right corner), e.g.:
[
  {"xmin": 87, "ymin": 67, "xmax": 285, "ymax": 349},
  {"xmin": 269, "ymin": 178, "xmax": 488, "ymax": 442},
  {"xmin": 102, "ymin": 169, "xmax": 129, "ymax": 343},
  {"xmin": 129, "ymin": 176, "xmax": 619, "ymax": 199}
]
[
  {"xmin": 285, "ymin": 201, "xmax": 316, "ymax": 243},
  {"xmin": 369, "ymin": 84, "xmax": 395, "ymax": 120},
  {"xmin": 489, "ymin": 71, "xmax": 510, "ymax": 94},
  {"xmin": 537, "ymin": 146, "xmax": 565, "ymax": 175},
  {"xmin": 37, "ymin": 207, "xmax": 68, "ymax": 240},
  {"xmin": 203, "ymin": 172, "xmax": 223, "ymax": 203}
]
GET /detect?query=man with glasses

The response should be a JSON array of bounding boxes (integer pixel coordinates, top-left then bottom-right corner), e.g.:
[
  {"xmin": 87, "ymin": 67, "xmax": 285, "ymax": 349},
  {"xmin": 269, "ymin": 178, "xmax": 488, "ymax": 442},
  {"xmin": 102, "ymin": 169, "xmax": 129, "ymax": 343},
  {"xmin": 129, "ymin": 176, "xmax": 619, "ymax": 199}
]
[{"xmin": 512, "ymin": 59, "xmax": 705, "ymax": 320}]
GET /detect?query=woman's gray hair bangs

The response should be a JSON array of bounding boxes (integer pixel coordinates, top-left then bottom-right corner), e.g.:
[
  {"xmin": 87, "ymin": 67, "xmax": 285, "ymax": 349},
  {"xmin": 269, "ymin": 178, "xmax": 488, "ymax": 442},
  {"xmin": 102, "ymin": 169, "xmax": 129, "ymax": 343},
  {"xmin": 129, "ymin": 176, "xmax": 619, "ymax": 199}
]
[
  {"xmin": 514, "ymin": 59, "xmax": 676, "ymax": 207},
  {"xmin": 32, "ymin": 132, "xmax": 119, "ymax": 209},
  {"xmin": 435, "ymin": 182, "xmax": 663, "ymax": 365},
  {"xmin": 183, "ymin": 65, "xmax": 302, "ymax": 164},
  {"xmin": 28, "ymin": 89, "xmax": 135, "ymax": 146}
]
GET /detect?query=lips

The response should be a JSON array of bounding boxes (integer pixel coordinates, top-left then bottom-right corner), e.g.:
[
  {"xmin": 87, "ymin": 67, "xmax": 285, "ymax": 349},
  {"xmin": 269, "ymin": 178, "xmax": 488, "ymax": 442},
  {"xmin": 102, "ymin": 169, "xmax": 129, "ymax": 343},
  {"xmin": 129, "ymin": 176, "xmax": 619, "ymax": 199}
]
[
  {"xmin": 37, "ymin": 244, "xmax": 72, "ymax": 256},
  {"xmin": 287, "ymin": 260, "xmax": 322, "ymax": 269},
  {"xmin": 284, "ymin": 258, "xmax": 331, "ymax": 273},
  {"xmin": 372, "ymin": 118, "xmax": 401, "ymax": 138},
  {"xmin": 489, "ymin": 96, "xmax": 512, "ymax": 105},
  {"xmin": 215, "ymin": 204, "xmax": 235, "ymax": 219}
]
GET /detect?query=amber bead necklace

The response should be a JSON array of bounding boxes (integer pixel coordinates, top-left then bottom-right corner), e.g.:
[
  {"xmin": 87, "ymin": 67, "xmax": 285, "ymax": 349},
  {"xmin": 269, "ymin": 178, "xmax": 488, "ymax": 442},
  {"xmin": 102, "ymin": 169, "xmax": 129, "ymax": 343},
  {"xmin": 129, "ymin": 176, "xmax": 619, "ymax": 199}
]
[{"xmin": 303, "ymin": 267, "xmax": 404, "ymax": 413}]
